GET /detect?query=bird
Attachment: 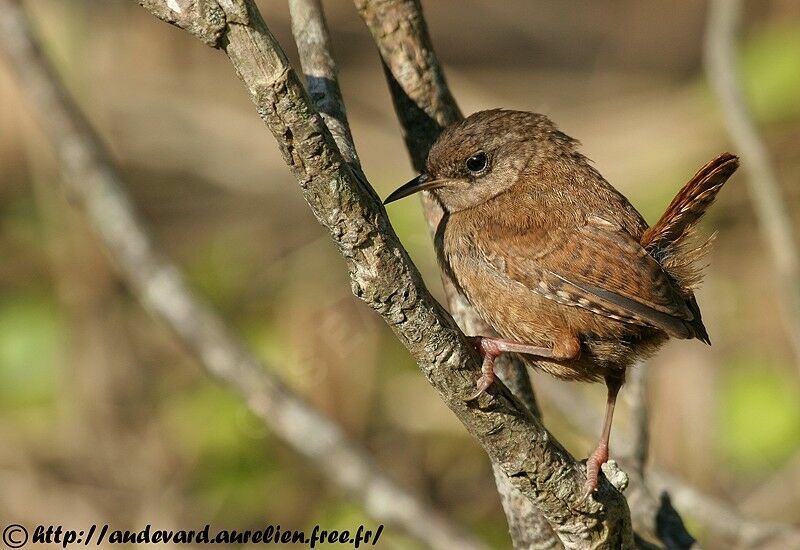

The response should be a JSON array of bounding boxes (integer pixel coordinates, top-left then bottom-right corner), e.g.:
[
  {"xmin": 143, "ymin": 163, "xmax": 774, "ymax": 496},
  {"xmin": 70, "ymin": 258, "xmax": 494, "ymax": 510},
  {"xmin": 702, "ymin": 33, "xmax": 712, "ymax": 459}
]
[{"xmin": 383, "ymin": 109, "xmax": 738, "ymax": 497}]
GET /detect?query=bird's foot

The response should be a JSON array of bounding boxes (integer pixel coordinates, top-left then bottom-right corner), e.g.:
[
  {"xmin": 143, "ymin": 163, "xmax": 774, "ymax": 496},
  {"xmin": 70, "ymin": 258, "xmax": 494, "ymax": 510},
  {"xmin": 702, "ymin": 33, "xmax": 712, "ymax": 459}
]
[
  {"xmin": 465, "ymin": 337, "xmax": 500, "ymax": 401},
  {"xmin": 577, "ymin": 442, "xmax": 609, "ymax": 503},
  {"xmin": 466, "ymin": 365, "xmax": 495, "ymax": 400}
]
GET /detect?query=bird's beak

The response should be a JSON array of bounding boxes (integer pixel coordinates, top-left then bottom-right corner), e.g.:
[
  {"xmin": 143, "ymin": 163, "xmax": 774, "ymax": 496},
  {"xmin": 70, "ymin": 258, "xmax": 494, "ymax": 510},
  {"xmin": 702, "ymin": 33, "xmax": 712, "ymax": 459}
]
[{"xmin": 383, "ymin": 174, "xmax": 445, "ymax": 204}]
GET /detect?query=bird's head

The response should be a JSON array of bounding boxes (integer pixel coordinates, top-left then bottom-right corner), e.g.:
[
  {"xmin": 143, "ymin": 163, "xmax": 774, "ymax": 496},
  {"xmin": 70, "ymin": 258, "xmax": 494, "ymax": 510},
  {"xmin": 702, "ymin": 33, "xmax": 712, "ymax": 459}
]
[{"xmin": 384, "ymin": 109, "xmax": 564, "ymax": 213}]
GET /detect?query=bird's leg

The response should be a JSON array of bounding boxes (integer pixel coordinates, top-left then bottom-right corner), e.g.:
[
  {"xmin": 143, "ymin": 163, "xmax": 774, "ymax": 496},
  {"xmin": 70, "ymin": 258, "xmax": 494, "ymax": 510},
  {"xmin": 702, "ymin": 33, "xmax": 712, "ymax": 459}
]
[
  {"xmin": 467, "ymin": 336, "xmax": 579, "ymax": 400},
  {"xmin": 582, "ymin": 373, "xmax": 624, "ymax": 499}
]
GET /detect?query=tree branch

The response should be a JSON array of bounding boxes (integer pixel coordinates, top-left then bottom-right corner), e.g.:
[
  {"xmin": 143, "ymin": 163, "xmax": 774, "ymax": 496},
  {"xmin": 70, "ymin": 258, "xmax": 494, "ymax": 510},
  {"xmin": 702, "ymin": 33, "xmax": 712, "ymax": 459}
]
[
  {"xmin": 0, "ymin": 2, "xmax": 484, "ymax": 548},
  {"xmin": 649, "ymin": 469, "xmax": 800, "ymax": 549},
  {"xmin": 133, "ymin": 0, "xmax": 636, "ymax": 547},
  {"xmin": 351, "ymin": 1, "xmax": 564, "ymax": 547},
  {"xmin": 288, "ymin": 1, "xmax": 554, "ymax": 546},
  {"xmin": 626, "ymin": 363, "xmax": 650, "ymax": 477},
  {"xmin": 539, "ymin": 376, "xmax": 800, "ymax": 548},
  {"xmin": 288, "ymin": 0, "xmax": 359, "ymax": 167},
  {"xmin": 705, "ymin": 0, "xmax": 800, "ymax": 370}
]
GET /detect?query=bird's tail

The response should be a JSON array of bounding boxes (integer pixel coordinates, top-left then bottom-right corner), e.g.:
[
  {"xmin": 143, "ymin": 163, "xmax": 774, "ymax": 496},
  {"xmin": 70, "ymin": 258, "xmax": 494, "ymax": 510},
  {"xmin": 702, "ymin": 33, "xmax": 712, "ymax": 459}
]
[
  {"xmin": 641, "ymin": 153, "xmax": 739, "ymax": 344},
  {"xmin": 641, "ymin": 153, "xmax": 739, "ymax": 251}
]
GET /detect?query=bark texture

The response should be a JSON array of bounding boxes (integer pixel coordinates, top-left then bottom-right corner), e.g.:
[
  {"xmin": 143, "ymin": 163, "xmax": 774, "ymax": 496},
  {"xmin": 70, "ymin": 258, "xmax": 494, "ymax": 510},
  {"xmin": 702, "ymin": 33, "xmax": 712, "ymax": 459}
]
[
  {"xmin": 137, "ymin": 0, "xmax": 635, "ymax": 547},
  {"xmin": 0, "ymin": 1, "xmax": 484, "ymax": 548}
]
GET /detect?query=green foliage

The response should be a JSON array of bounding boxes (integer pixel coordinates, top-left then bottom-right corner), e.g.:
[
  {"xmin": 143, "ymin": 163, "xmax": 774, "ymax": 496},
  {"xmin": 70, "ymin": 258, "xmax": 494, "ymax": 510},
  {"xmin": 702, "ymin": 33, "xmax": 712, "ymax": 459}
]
[
  {"xmin": 1, "ymin": 194, "xmax": 48, "ymax": 255},
  {"xmin": 185, "ymin": 229, "xmax": 260, "ymax": 309},
  {"xmin": 718, "ymin": 359, "xmax": 800, "ymax": 472},
  {"xmin": 164, "ymin": 384, "xmax": 290, "ymax": 518},
  {"xmin": 741, "ymin": 22, "xmax": 800, "ymax": 123},
  {"xmin": 164, "ymin": 384, "xmax": 255, "ymax": 454},
  {"xmin": 0, "ymin": 292, "xmax": 63, "ymax": 406}
]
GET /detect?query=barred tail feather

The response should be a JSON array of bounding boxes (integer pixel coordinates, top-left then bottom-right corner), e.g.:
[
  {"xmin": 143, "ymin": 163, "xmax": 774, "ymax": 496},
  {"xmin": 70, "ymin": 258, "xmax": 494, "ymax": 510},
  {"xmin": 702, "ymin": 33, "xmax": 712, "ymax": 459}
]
[
  {"xmin": 643, "ymin": 153, "xmax": 738, "ymax": 345},
  {"xmin": 641, "ymin": 153, "xmax": 739, "ymax": 251}
]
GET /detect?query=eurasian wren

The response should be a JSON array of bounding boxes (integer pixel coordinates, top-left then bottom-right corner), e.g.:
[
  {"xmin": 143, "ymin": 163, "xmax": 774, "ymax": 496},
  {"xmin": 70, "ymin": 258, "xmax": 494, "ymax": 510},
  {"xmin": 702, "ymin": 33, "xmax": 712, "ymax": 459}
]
[{"xmin": 384, "ymin": 109, "xmax": 738, "ymax": 496}]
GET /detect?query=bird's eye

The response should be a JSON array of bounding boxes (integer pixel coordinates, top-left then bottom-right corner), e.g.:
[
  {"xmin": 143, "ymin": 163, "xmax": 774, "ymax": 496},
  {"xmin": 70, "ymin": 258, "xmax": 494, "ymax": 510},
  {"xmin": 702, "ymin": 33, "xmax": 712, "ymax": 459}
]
[{"xmin": 465, "ymin": 151, "xmax": 488, "ymax": 175}]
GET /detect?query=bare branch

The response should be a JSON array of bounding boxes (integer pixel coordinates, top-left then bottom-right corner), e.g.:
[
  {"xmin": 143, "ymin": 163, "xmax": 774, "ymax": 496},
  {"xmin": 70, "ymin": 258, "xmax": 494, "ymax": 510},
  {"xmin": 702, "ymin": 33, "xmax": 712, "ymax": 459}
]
[
  {"xmin": 620, "ymin": 364, "xmax": 686, "ymax": 548},
  {"xmin": 288, "ymin": 0, "xmax": 359, "ymax": 167},
  {"xmin": 492, "ymin": 468, "xmax": 562, "ymax": 550},
  {"xmin": 132, "ymin": 0, "xmax": 639, "ymax": 547},
  {"xmin": 289, "ymin": 3, "xmax": 558, "ymax": 547},
  {"xmin": 353, "ymin": 0, "xmax": 460, "ymax": 171},
  {"xmin": 705, "ymin": 0, "xmax": 800, "ymax": 369},
  {"xmin": 540, "ymin": 376, "xmax": 800, "ymax": 548},
  {"xmin": 649, "ymin": 469, "xmax": 800, "ymax": 549},
  {"xmin": 0, "ymin": 2, "xmax": 484, "ymax": 548},
  {"xmin": 626, "ymin": 363, "xmax": 650, "ymax": 476}
]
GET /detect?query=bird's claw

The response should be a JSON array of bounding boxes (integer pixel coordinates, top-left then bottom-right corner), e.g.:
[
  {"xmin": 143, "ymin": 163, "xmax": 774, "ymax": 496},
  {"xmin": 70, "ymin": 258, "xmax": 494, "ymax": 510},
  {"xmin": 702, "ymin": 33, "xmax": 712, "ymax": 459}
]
[
  {"xmin": 574, "ymin": 443, "xmax": 607, "ymax": 505},
  {"xmin": 576, "ymin": 480, "xmax": 597, "ymax": 505},
  {"xmin": 570, "ymin": 462, "xmax": 601, "ymax": 508},
  {"xmin": 465, "ymin": 373, "xmax": 493, "ymax": 401}
]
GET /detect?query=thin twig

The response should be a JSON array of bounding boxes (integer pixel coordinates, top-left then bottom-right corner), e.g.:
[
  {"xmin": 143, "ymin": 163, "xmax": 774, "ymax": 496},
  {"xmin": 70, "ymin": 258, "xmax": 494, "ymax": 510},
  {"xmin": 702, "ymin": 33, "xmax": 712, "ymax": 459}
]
[
  {"xmin": 623, "ymin": 363, "xmax": 669, "ymax": 546},
  {"xmin": 626, "ymin": 363, "xmax": 650, "ymax": 476},
  {"xmin": 288, "ymin": 0, "xmax": 359, "ymax": 167},
  {"xmin": 705, "ymin": 0, "xmax": 800, "ymax": 369},
  {"xmin": 0, "ymin": 2, "xmax": 485, "ymax": 548},
  {"xmin": 146, "ymin": 0, "xmax": 636, "ymax": 548},
  {"xmin": 649, "ymin": 469, "xmax": 800, "ymax": 549},
  {"xmin": 539, "ymin": 375, "xmax": 800, "ymax": 548}
]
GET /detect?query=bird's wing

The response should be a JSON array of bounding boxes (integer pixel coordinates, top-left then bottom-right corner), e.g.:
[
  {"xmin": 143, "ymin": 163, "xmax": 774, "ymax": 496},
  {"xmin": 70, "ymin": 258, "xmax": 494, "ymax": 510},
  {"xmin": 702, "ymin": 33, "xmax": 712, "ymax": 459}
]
[{"xmin": 478, "ymin": 216, "xmax": 695, "ymax": 338}]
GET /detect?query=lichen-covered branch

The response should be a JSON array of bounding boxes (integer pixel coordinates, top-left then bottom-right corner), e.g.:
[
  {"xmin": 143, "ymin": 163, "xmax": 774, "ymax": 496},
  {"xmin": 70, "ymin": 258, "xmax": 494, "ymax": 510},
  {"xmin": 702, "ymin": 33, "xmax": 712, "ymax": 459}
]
[
  {"xmin": 289, "ymin": 2, "xmax": 557, "ymax": 547},
  {"xmin": 135, "ymin": 0, "xmax": 636, "ymax": 547},
  {"xmin": 351, "ymin": 2, "xmax": 561, "ymax": 547},
  {"xmin": 0, "ymin": 2, "xmax": 484, "ymax": 548}
]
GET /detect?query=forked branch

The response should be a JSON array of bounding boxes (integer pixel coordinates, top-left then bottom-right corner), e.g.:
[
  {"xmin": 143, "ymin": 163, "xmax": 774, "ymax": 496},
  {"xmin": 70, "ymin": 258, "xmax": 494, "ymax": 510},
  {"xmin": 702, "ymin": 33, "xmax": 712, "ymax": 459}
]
[
  {"xmin": 0, "ymin": 1, "xmax": 483, "ymax": 548},
  {"xmin": 135, "ymin": 0, "xmax": 636, "ymax": 548}
]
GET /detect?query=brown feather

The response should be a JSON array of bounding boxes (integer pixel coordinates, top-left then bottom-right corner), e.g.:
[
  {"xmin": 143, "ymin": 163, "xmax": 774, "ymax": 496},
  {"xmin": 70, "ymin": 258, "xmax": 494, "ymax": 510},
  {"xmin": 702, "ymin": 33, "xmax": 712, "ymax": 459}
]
[
  {"xmin": 640, "ymin": 153, "xmax": 738, "ymax": 344},
  {"xmin": 657, "ymin": 228, "xmax": 716, "ymax": 291},
  {"xmin": 469, "ymin": 216, "xmax": 697, "ymax": 340},
  {"xmin": 641, "ymin": 153, "xmax": 739, "ymax": 250},
  {"xmin": 412, "ymin": 110, "xmax": 735, "ymax": 380}
]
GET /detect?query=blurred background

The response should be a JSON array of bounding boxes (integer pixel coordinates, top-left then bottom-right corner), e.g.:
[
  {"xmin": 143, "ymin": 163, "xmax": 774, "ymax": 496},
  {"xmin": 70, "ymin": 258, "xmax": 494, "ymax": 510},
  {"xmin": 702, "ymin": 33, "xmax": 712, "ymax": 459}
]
[{"xmin": 1, "ymin": 0, "xmax": 799, "ymax": 548}]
